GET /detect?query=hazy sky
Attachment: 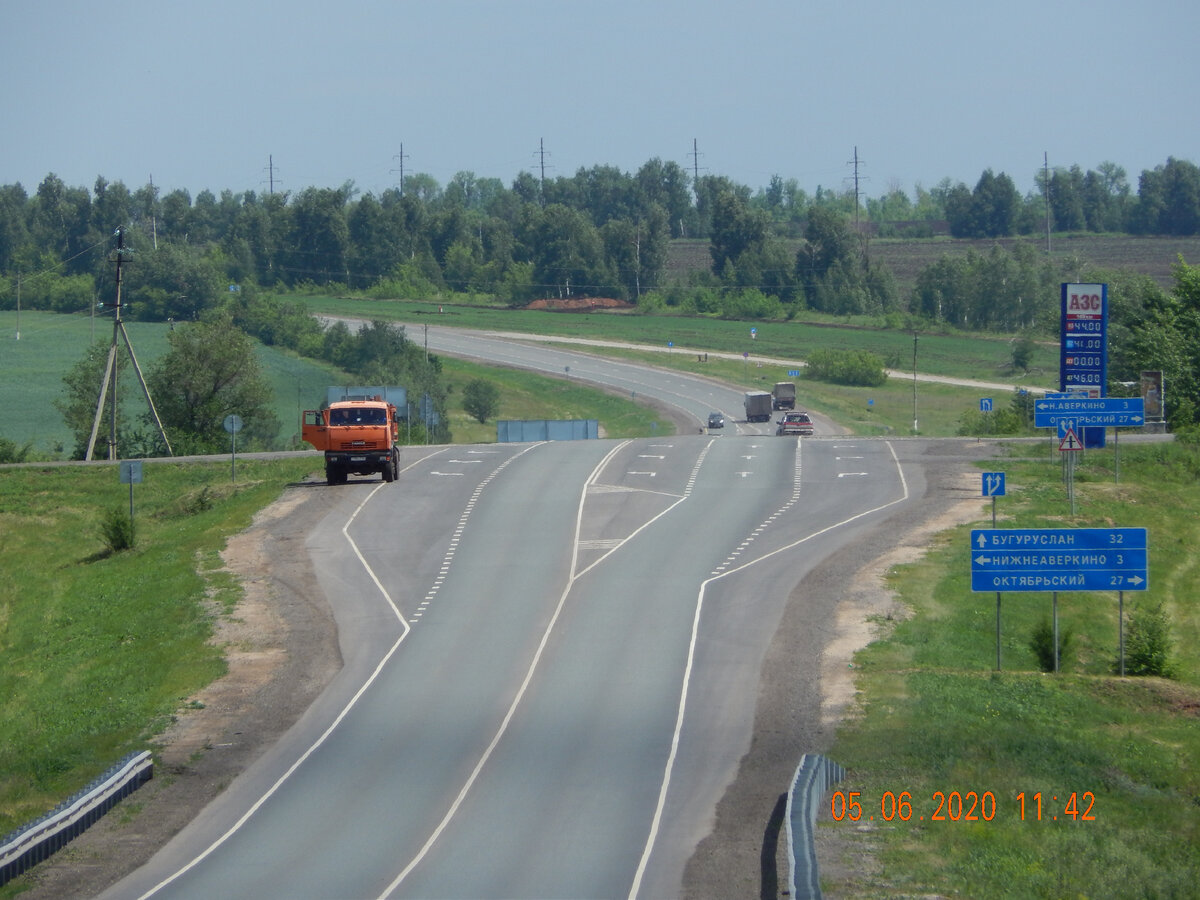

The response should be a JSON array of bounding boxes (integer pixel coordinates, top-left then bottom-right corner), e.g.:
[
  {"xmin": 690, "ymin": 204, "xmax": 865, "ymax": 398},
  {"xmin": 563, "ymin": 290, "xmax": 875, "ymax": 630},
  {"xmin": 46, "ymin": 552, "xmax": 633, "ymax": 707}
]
[{"xmin": 4, "ymin": 0, "xmax": 1197, "ymax": 202}]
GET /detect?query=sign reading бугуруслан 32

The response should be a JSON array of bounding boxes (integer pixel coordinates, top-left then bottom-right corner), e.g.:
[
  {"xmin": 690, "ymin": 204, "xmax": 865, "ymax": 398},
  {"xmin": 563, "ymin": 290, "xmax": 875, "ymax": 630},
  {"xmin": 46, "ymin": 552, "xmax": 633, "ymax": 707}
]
[{"xmin": 970, "ymin": 528, "xmax": 1147, "ymax": 592}]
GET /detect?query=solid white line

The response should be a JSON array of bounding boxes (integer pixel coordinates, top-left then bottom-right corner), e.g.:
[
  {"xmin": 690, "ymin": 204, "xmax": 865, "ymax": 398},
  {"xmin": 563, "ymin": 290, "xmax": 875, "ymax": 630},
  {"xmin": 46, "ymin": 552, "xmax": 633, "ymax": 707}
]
[
  {"xmin": 628, "ymin": 440, "xmax": 910, "ymax": 898},
  {"xmin": 379, "ymin": 440, "xmax": 632, "ymax": 896},
  {"xmin": 136, "ymin": 480, "xmax": 408, "ymax": 899}
]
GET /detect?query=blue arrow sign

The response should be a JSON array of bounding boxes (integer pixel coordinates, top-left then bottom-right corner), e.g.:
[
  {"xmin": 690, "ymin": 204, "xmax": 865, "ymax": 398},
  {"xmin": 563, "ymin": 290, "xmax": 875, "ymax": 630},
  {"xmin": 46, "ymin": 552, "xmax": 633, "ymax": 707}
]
[
  {"xmin": 982, "ymin": 472, "xmax": 1005, "ymax": 496},
  {"xmin": 1034, "ymin": 397, "xmax": 1145, "ymax": 428},
  {"xmin": 970, "ymin": 528, "xmax": 1148, "ymax": 592}
]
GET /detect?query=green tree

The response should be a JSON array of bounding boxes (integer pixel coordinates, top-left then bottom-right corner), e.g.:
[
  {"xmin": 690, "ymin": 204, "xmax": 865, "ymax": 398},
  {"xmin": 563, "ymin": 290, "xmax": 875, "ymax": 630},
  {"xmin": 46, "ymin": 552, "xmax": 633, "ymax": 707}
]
[
  {"xmin": 708, "ymin": 187, "xmax": 768, "ymax": 276},
  {"xmin": 462, "ymin": 378, "xmax": 500, "ymax": 424},
  {"xmin": 145, "ymin": 314, "xmax": 280, "ymax": 453},
  {"xmin": 522, "ymin": 204, "xmax": 610, "ymax": 298},
  {"xmin": 287, "ymin": 185, "xmax": 353, "ymax": 284},
  {"xmin": 119, "ymin": 241, "xmax": 226, "ymax": 321},
  {"xmin": 635, "ymin": 158, "xmax": 695, "ymax": 237},
  {"xmin": 55, "ymin": 340, "xmax": 132, "ymax": 459}
]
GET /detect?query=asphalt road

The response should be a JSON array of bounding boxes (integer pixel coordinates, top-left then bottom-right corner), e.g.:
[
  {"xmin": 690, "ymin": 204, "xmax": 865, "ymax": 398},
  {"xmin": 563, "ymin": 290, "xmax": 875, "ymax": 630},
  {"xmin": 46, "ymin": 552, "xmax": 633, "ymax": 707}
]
[
  {"xmin": 324, "ymin": 319, "xmax": 844, "ymax": 438},
  {"xmin": 100, "ymin": 427, "xmax": 909, "ymax": 899}
]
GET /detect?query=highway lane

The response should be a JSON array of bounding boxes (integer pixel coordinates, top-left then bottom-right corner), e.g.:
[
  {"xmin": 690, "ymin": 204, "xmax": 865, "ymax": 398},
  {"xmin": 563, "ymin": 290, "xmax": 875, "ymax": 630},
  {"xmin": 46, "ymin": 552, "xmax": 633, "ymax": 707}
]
[
  {"xmin": 323, "ymin": 318, "xmax": 841, "ymax": 437},
  {"xmin": 104, "ymin": 431, "xmax": 908, "ymax": 899}
]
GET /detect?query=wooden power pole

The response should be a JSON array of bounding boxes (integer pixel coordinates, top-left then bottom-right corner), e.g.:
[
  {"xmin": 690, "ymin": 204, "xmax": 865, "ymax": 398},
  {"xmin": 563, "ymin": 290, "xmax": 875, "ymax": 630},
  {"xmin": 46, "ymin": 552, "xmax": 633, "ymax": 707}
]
[{"xmin": 85, "ymin": 227, "xmax": 174, "ymax": 460}]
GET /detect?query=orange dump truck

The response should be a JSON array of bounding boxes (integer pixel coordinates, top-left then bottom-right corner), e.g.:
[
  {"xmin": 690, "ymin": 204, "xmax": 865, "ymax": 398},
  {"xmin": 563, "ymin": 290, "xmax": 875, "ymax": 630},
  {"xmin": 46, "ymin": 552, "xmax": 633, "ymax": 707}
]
[{"xmin": 302, "ymin": 386, "xmax": 406, "ymax": 484}]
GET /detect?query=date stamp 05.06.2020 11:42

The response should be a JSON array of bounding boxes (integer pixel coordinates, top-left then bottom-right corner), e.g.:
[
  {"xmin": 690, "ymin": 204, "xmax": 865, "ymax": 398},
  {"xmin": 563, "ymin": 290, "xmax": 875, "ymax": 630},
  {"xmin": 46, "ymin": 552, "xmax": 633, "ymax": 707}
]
[{"xmin": 829, "ymin": 790, "xmax": 1097, "ymax": 823}]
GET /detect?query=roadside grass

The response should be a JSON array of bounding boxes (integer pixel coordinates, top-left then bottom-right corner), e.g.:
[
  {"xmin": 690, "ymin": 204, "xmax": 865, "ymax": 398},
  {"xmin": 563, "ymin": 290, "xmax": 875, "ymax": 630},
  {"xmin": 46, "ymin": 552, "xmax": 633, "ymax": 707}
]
[
  {"xmin": 823, "ymin": 440, "xmax": 1200, "ymax": 898},
  {"xmin": 439, "ymin": 356, "xmax": 676, "ymax": 443},
  {"xmin": 289, "ymin": 294, "xmax": 1061, "ymax": 384},
  {"xmin": 0, "ymin": 457, "xmax": 316, "ymax": 842}
]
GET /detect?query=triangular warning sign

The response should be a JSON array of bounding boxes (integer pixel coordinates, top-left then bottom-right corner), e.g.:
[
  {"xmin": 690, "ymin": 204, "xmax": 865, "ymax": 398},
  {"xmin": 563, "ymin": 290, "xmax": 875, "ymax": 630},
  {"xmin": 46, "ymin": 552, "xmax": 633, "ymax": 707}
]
[{"xmin": 1059, "ymin": 428, "xmax": 1083, "ymax": 452}]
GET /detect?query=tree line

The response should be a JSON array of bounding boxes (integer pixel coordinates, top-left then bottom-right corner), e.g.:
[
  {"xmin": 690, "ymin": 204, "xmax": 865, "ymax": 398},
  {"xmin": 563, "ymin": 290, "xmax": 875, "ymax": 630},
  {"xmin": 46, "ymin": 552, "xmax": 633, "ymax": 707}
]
[
  {"xmin": 2, "ymin": 155, "xmax": 1198, "ymax": 316},
  {"xmin": 2, "ymin": 156, "xmax": 1199, "ymax": 431}
]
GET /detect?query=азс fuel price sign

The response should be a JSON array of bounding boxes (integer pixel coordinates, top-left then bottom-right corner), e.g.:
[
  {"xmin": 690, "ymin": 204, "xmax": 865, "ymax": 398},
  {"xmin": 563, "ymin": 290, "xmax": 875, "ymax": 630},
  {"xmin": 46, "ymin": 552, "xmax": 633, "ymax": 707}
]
[{"xmin": 1060, "ymin": 283, "xmax": 1107, "ymax": 395}]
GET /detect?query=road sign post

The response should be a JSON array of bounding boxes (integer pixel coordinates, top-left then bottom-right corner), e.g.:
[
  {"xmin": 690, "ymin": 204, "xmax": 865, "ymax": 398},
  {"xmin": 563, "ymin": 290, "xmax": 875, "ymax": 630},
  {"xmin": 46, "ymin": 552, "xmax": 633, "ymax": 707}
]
[
  {"xmin": 119, "ymin": 459, "xmax": 143, "ymax": 535},
  {"xmin": 224, "ymin": 414, "xmax": 243, "ymax": 482},
  {"xmin": 971, "ymin": 527, "xmax": 1148, "ymax": 672}
]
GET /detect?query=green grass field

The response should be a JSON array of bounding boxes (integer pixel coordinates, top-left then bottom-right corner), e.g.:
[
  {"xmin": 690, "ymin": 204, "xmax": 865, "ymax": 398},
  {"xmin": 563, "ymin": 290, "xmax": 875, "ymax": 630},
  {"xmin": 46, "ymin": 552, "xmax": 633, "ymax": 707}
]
[
  {"xmin": 822, "ymin": 440, "xmax": 1200, "ymax": 898},
  {"xmin": 0, "ymin": 311, "xmax": 674, "ymax": 457},
  {"xmin": 0, "ymin": 457, "xmax": 317, "ymax": 843}
]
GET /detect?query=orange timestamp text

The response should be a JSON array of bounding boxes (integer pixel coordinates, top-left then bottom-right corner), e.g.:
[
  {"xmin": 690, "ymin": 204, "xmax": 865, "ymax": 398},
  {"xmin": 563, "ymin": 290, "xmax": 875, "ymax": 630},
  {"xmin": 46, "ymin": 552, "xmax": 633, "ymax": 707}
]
[{"xmin": 829, "ymin": 790, "xmax": 1097, "ymax": 823}]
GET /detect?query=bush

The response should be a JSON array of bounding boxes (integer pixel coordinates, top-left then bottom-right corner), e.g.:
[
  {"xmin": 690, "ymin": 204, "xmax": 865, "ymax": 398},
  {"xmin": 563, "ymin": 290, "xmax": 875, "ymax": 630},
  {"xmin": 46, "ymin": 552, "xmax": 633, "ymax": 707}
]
[
  {"xmin": 100, "ymin": 506, "xmax": 135, "ymax": 552},
  {"xmin": 462, "ymin": 378, "xmax": 500, "ymax": 424},
  {"xmin": 804, "ymin": 348, "xmax": 888, "ymax": 386},
  {"xmin": 0, "ymin": 437, "xmax": 32, "ymax": 463},
  {"xmin": 1029, "ymin": 616, "xmax": 1073, "ymax": 672},
  {"xmin": 1117, "ymin": 601, "xmax": 1176, "ymax": 677}
]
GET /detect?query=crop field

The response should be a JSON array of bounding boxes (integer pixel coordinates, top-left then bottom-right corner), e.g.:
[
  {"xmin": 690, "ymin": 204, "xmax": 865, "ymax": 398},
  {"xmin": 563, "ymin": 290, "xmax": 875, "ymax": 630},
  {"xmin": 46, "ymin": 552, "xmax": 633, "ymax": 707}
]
[{"xmin": 666, "ymin": 234, "xmax": 1200, "ymax": 295}]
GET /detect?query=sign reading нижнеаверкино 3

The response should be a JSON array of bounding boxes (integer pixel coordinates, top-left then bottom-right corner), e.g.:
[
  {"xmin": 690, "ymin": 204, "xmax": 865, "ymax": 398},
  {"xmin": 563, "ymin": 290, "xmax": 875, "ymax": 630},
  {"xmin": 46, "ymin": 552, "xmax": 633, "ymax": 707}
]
[{"xmin": 970, "ymin": 527, "xmax": 1148, "ymax": 592}]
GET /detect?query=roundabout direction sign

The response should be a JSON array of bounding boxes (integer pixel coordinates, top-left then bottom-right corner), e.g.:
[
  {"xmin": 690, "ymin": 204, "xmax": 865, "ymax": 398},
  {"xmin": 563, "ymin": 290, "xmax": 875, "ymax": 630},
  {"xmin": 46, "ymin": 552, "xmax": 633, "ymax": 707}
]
[{"xmin": 970, "ymin": 527, "xmax": 1148, "ymax": 592}]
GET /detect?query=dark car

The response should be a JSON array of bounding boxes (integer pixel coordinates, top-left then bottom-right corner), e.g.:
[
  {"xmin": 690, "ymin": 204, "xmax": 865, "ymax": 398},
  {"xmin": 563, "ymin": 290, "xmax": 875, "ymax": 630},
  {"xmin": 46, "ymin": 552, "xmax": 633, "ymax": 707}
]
[{"xmin": 707, "ymin": 412, "xmax": 725, "ymax": 429}]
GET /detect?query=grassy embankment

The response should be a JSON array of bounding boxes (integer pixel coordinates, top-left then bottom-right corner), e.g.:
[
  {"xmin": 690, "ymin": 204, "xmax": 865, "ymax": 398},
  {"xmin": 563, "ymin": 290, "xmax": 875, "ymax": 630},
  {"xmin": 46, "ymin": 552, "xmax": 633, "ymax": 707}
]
[
  {"xmin": 0, "ymin": 458, "xmax": 315, "ymax": 845},
  {"xmin": 821, "ymin": 439, "xmax": 1200, "ymax": 898}
]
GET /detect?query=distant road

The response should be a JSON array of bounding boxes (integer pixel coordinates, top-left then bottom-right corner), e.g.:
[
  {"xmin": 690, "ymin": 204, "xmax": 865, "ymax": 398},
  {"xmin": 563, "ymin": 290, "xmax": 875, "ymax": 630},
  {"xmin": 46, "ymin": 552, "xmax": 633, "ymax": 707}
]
[{"xmin": 322, "ymin": 317, "xmax": 1052, "ymax": 399}]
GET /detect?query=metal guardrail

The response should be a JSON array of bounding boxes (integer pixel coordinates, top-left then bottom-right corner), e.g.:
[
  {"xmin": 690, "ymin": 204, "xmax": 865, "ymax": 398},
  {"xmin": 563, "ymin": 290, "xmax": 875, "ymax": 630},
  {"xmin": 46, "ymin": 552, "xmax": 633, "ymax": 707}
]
[
  {"xmin": 0, "ymin": 750, "xmax": 153, "ymax": 886},
  {"xmin": 786, "ymin": 753, "xmax": 846, "ymax": 900}
]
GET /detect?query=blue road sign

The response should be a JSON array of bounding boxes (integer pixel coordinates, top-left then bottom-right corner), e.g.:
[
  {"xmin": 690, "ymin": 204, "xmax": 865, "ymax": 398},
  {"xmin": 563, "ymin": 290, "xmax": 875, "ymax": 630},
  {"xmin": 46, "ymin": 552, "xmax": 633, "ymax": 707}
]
[
  {"xmin": 982, "ymin": 472, "xmax": 1005, "ymax": 496},
  {"xmin": 970, "ymin": 528, "xmax": 1148, "ymax": 592},
  {"xmin": 980, "ymin": 398, "xmax": 993, "ymax": 412},
  {"xmin": 788, "ymin": 370, "xmax": 800, "ymax": 377},
  {"xmin": 1034, "ymin": 396, "xmax": 1145, "ymax": 429}
]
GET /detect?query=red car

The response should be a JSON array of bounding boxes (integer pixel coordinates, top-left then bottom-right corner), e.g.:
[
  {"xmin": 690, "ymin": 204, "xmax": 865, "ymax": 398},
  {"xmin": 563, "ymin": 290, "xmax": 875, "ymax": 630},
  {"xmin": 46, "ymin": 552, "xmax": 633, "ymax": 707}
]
[{"xmin": 776, "ymin": 411, "xmax": 814, "ymax": 436}]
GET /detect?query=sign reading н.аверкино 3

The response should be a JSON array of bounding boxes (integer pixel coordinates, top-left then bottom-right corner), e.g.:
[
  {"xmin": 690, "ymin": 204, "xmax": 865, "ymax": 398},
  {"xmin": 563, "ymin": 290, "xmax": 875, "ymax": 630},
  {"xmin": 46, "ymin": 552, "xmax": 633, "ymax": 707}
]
[{"xmin": 970, "ymin": 528, "xmax": 1148, "ymax": 593}]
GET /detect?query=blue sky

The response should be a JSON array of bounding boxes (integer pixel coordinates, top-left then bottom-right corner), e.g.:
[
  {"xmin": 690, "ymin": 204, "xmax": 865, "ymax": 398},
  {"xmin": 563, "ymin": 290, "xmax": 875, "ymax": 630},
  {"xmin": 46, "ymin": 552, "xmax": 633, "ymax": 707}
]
[{"xmin": 4, "ymin": 0, "xmax": 1197, "ymax": 201}]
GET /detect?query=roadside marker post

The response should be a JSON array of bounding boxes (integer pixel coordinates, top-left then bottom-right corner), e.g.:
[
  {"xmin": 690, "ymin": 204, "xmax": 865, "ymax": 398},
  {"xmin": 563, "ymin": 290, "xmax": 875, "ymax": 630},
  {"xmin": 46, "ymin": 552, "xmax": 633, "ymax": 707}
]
[{"xmin": 118, "ymin": 460, "xmax": 143, "ymax": 543}]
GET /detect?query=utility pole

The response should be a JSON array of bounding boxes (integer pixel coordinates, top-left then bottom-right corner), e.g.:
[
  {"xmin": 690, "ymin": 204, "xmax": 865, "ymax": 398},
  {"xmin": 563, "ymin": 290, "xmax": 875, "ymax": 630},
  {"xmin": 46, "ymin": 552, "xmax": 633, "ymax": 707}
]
[
  {"xmin": 266, "ymin": 154, "xmax": 279, "ymax": 194},
  {"xmin": 691, "ymin": 138, "xmax": 702, "ymax": 194},
  {"xmin": 85, "ymin": 228, "xmax": 174, "ymax": 461},
  {"xmin": 538, "ymin": 138, "xmax": 549, "ymax": 202},
  {"xmin": 148, "ymin": 174, "xmax": 158, "ymax": 249},
  {"xmin": 392, "ymin": 143, "xmax": 409, "ymax": 195},
  {"xmin": 847, "ymin": 146, "xmax": 866, "ymax": 229},
  {"xmin": 14, "ymin": 271, "xmax": 19, "ymax": 340},
  {"xmin": 912, "ymin": 331, "xmax": 919, "ymax": 434},
  {"xmin": 1043, "ymin": 152, "xmax": 1052, "ymax": 254}
]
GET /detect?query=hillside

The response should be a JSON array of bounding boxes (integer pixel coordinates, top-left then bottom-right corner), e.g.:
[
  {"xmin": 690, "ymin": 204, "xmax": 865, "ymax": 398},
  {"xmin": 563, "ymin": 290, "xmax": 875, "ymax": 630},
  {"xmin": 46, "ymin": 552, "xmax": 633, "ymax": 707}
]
[{"xmin": 667, "ymin": 234, "xmax": 1200, "ymax": 295}]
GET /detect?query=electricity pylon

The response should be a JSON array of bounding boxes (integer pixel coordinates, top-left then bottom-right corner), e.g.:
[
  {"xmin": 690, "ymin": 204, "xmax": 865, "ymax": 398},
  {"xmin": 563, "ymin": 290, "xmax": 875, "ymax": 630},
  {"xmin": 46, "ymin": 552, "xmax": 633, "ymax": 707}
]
[{"xmin": 85, "ymin": 227, "xmax": 173, "ymax": 461}]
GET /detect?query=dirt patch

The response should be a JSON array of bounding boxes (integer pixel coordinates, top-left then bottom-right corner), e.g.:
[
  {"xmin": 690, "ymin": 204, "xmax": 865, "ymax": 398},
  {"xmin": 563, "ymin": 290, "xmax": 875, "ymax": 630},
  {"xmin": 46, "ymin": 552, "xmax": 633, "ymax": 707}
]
[
  {"xmin": 17, "ymin": 481, "xmax": 342, "ymax": 900},
  {"xmin": 525, "ymin": 296, "xmax": 634, "ymax": 311}
]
